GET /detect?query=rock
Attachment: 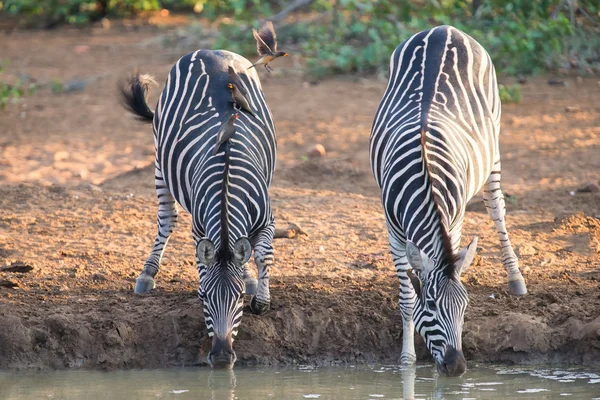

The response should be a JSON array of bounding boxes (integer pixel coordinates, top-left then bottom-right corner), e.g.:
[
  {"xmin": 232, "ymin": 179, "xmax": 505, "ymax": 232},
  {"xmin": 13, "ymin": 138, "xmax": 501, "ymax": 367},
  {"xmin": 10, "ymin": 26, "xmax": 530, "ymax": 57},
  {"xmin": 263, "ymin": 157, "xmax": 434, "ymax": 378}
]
[
  {"xmin": 1, "ymin": 261, "xmax": 34, "ymax": 273},
  {"xmin": 517, "ymin": 243, "xmax": 537, "ymax": 256},
  {"xmin": 63, "ymin": 80, "xmax": 88, "ymax": 93},
  {"xmin": 91, "ymin": 273, "xmax": 107, "ymax": 282},
  {"xmin": 577, "ymin": 183, "xmax": 600, "ymax": 193},
  {"xmin": 565, "ymin": 106, "xmax": 580, "ymax": 113},
  {"xmin": 0, "ymin": 279, "xmax": 19, "ymax": 288},
  {"xmin": 309, "ymin": 144, "xmax": 326, "ymax": 158}
]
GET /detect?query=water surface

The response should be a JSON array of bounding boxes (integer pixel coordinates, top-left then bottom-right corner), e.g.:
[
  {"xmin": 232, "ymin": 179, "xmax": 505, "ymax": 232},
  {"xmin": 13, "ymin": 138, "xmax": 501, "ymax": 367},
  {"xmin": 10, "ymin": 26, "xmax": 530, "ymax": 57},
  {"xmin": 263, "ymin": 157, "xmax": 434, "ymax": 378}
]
[{"xmin": 1, "ymin": 364, "xmax": 599, "ymax": 399}]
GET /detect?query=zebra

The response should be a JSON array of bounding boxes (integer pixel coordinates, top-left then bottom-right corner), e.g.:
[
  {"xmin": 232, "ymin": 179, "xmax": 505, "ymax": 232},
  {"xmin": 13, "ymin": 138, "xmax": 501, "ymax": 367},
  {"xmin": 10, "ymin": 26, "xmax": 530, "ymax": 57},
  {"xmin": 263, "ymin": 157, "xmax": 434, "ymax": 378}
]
[
  {"xmin": 369, "ymin": 25, "xmax": 527, "ymax": 376},
  {"xmin": 119, "ymin": 49, "xmax": 276, "ymax": 369}
]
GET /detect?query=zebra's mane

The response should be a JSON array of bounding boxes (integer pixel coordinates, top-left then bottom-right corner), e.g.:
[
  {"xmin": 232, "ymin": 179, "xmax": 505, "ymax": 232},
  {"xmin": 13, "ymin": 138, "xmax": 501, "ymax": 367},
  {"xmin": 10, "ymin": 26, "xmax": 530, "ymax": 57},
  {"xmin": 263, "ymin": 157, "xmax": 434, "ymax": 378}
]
[
  {"xmin": 218, "ymin": 114, "xmax": 235, "ymax": 264},
  {"xmin": 420, "ymin": 128, "xmax": 459, "ymax": 278}
]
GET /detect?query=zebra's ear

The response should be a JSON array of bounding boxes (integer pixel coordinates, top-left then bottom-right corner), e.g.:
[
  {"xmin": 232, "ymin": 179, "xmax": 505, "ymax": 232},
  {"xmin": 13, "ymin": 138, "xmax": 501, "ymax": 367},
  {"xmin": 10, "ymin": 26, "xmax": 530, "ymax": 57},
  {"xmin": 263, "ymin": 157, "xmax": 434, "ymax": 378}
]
[
  {"xmin": 197, "ymin": 239, "xmax": 216, "ymax": 265},
  {"xmin": 455, "ymin": 236, "xmax": 478, "ymax": 276},
  {"xmin": 406, "ymin": 241, "xmax": 432, "ymax": 276},
  {"xmin": 233, "ymin": 237, "xmax": 252, "ymax": 265}
]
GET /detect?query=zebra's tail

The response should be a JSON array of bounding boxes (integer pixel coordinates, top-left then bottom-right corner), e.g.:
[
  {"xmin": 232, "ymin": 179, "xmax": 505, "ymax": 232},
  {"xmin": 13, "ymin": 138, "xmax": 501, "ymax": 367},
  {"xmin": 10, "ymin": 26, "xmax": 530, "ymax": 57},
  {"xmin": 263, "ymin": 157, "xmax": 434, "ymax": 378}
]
[{"xmin": 118, "ymin": 73, "xmax": 156, "ymax": 123}]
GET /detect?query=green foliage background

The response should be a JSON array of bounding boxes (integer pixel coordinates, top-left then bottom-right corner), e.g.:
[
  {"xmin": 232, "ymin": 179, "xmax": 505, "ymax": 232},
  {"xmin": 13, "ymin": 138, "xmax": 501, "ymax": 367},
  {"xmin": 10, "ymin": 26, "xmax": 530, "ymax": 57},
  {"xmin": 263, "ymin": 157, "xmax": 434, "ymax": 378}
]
[{"xmin": 1, "ymin": 0, "xmax": 599, "ymax": 82}]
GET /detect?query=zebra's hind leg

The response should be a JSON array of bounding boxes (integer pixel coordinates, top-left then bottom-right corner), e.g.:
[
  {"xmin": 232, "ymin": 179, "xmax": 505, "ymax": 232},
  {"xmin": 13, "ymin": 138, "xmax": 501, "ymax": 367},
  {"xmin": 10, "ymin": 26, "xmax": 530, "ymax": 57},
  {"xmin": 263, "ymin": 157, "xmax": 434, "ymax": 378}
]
[
  {"xmin": 483, "ymin": 161, "xmax": 527, "ymax": 296},
  {"xmin": 134, "ymin": 169, "xmax": 178, "ymax": 294},
  {"xmin": 249, "ymin": 223, "xmax": 275, "ymax": 315}
]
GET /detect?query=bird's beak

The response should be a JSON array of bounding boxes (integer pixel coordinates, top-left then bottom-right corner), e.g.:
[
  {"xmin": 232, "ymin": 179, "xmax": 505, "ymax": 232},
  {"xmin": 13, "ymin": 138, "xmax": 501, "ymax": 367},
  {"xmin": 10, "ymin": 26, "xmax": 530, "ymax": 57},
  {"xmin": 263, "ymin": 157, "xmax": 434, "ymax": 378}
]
[{"xmin": 284, "ymin": 53, "xmax": 289, "ymax": 57}]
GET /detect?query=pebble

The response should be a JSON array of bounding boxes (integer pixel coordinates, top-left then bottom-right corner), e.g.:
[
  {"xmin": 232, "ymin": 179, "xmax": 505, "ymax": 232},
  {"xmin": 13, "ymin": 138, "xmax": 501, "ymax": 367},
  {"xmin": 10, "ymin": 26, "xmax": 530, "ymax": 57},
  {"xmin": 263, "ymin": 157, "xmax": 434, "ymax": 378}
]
[
  {"xmin": 74, "ymin": 45, "xmax": 90, "ymax": 54},
  {"xmin": 309, "ymin": 144, "xmax": 326, "ymax": 158}
]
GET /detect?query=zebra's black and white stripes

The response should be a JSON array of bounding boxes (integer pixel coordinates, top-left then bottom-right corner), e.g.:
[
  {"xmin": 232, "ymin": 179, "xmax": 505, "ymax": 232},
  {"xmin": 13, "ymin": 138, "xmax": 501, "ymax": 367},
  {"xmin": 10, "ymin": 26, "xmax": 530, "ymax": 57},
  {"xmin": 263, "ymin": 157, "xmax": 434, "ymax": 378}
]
[
  {"xmin": 370, "ymin": 25, "xmax": 527, "ymax": 376},
  {"xmin": 120, "ymin": 49, "xmax": 276, "ymax": 368}
]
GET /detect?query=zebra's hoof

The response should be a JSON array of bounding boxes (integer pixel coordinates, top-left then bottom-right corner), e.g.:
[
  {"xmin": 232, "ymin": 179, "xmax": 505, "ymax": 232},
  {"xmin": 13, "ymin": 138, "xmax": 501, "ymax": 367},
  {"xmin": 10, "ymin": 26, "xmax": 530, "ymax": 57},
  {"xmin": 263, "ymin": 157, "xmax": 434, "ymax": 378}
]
[
  {"xmin": 249, "ymin": 297, "xmax": 270, "ymax": 315},
  {"xmin": 134, "ymin": 274, "xmax": 155, "ymax": 294},
  {"xmin": 244, "ymin": 277, "xmax": 258, "ymax": 296},
  {"xmin": 400, "ymin": 354, "xmax": 417, "ymax": 366},
  {"xmin": 508, "ymin": 279, "xmax": 527, "ymax": 296}
]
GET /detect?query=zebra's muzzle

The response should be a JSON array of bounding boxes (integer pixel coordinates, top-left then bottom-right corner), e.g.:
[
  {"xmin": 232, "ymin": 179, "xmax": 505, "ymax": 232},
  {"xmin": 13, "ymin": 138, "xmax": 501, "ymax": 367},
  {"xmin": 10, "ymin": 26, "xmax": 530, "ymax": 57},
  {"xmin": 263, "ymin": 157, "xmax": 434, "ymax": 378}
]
[
  {"xmin": 437, "ymin": 346, "xmax": 466, "ymax": 377},
  {"xmin": 208, "ymin": 337, "xmax": 237, "ymax": 369}
]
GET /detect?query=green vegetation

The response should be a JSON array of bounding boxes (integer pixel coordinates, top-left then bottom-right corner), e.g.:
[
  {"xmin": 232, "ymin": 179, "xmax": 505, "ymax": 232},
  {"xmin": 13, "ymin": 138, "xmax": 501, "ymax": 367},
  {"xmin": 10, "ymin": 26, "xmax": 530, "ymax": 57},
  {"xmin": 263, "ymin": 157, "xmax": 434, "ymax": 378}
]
[
  {"xmin": 0, "ymin": 63, "xmax": 37, "ymax": 109},
  {"xmin": 1, "ymin": 0, "xmax": 175, "ymax": 26},
  {"xmin": 2, "ymin": 1, "xmax": 599, "ymax": 85},
  {"xmin": 498, "ymin": 84, "xmax": 522, "ymax": 104},
  {"xmin": 176, "ymin": 1, "xmax": 599, "ymax": 80}
]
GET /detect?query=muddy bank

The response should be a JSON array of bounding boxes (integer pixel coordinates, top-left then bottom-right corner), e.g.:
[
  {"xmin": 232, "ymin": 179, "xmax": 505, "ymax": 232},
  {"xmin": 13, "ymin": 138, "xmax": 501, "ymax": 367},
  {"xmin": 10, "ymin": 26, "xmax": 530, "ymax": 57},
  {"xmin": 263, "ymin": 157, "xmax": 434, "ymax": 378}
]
[{"xmin": 0, "ymin": 184, "xmax": 599, "ymax": 370}]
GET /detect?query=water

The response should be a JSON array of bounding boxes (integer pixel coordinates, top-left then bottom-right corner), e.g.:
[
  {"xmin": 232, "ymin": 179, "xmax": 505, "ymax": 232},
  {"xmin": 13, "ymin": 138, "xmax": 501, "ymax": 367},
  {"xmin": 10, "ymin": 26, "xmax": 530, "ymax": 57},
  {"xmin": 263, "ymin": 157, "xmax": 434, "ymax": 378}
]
[{"xmin": 1, "ymin": 364, "xmax": 599, "ymax": 399}]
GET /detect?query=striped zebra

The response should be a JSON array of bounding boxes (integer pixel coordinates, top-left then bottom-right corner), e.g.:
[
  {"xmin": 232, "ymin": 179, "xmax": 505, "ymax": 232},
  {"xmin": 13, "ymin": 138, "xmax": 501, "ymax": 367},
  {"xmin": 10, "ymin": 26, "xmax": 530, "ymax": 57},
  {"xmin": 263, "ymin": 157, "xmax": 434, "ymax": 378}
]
[
  {"xmin": 370, "ymin": 25, "xmax": 527, "ymax": 376},
  {"xmin": 119, "ymin": 49, "xmax": 276, "ymax": 368}
]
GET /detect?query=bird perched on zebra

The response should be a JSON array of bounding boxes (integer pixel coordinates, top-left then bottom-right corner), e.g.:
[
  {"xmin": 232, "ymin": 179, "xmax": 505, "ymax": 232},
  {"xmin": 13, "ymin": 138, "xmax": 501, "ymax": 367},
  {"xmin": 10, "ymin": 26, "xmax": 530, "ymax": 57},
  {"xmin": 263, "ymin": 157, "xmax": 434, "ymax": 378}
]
[
  {"xmin": 370, "ymin": 25, "xmax": 527, "ymax": 376},
  {"xmin": 249, "ymin": 21, "xmax": 288, "ymax": 73},
  {"xmin": 227, "ymin": 66, "xmax": 257, "ymax": 118},
  {"xmin": 119, "ymin": 49, "xmax": 277, "ymax": 369},
  {"xmin": 213, "ymin": 112, "xmax": 238, "ymax": 155}
]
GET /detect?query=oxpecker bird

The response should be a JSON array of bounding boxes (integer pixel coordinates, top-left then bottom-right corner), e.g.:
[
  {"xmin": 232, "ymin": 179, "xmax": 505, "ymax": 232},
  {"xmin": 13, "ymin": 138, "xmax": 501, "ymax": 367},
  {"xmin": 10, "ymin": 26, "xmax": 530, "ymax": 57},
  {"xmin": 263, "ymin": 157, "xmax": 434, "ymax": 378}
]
[
  {"xmin": 227, "ymin": 67, "xmax": 257, "ymax": 117},
  {"xmin": 213, "ymin": 113, "xmax": 238, "ymax": 155},
  {"xmin": 248, "ymin": 21, "xmax": 288, "ymax": 73}
]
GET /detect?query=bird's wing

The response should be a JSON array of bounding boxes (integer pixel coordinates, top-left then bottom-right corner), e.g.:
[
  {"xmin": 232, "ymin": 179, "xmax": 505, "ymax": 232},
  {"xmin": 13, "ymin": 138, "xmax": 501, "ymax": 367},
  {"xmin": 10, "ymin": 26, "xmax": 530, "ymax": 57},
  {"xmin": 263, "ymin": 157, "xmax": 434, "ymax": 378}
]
[{"xmin": 253, "ymin": 21, "xmax": 277, "ymax": 56}]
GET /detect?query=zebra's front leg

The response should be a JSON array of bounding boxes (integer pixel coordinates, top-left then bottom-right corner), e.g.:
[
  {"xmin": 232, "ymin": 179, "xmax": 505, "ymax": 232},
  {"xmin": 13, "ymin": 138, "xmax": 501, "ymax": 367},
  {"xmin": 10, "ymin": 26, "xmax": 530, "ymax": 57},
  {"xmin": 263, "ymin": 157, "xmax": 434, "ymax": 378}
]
[
  {"xmin": 398, "ymin": 267, "xmax": 418, "ymax": 364},
  {"xmin": 390, "ymin": 242, "xmax": 418, "ymax": 364},
  {"xmin": 483, "ymin": 161, "xmax": 527, "ymax": 296},
  {"xmin": 242, "ymin": 263, "xmax": 258, "ymax": 295},
  {"xmin": 249, "ymin": 224, "xmax": 274, "ymax": 315},
  {"xmin": 135, "ymin": 172, "xmax": 178, "ymax": 294}
]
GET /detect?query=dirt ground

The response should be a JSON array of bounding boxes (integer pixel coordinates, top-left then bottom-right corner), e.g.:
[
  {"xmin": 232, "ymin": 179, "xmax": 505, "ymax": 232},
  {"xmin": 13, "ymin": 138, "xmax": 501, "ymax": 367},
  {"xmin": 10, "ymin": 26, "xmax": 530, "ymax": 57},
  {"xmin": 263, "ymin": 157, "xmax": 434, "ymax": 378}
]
[{"xmin": 0, "ymin": 25, "xmax": 599, "ymax": 371}]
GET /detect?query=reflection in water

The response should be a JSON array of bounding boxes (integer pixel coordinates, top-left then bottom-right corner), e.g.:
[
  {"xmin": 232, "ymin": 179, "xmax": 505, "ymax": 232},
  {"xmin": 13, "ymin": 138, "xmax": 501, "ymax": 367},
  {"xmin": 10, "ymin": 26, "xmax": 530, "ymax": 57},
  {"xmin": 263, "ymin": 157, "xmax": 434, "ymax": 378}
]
[
  {"xmin": 207, "ymin": 369, "xmax": 237, "ymax": 400},
  {"xmin": 0, "ymin": 364, "xmax": 599, "ymax": 399},
  {"xmin": 401, "ymin": 364, "xmax": 417, "ymax": 400}
]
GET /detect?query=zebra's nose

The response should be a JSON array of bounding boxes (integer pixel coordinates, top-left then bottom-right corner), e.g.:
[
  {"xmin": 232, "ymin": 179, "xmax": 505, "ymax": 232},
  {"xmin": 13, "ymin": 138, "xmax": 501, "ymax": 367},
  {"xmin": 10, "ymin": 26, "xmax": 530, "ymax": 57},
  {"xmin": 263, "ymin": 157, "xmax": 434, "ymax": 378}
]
[
  {"xmin": 438, "ymin": 346, "xmax": 467, "ymax": 377},
  {"xmin": 208, "ymin": 338, "xmax": 236, "ymax": 369}
]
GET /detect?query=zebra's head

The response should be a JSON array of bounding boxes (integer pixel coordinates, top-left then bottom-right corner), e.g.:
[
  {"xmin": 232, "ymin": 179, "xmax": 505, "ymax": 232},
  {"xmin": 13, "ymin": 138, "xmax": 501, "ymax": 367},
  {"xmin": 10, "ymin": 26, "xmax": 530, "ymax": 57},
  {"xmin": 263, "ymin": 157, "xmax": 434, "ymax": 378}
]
[
  {"xmin": 406, "ymin": 237, "xmax": 478, "ymax": 377},
  {"xmin": 197, "ymin": 237, "xmax": 252, "ymax": 369}
]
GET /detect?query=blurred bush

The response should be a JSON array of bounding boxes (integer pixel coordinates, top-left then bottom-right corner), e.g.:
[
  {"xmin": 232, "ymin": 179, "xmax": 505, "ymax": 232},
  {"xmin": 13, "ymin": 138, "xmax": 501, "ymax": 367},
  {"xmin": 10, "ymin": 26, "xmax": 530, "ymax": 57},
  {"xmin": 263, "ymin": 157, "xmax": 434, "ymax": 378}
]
[
  {"xmin": 193, "ymin": 0, "xmax": 600, "ymax": 79},
  {"xmin": 0, "ymin": 63, "xmax": 37, "ymax": 109},
  {"xmin": 2, "ymin": 0, "xmax": 599, "ymax": 79},
  {"xmin": 294, "ymin": 0, "xmax": 599, "ymax": 77},
  {"xmin": 1, "ymin": 0, "xmax": 177, "ymax": 26}
]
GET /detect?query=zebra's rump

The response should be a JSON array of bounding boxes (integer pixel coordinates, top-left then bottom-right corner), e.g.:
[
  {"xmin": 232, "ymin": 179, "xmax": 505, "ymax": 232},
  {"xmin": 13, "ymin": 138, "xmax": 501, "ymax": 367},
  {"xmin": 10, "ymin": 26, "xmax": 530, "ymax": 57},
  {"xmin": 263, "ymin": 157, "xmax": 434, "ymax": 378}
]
[
  {"xmin": 371, "ymin": 26, "xmax": 501, "ymax": 225},
  {"xmin": 153, "ymin": 49, "xmax": 277, "ymax": 239}
]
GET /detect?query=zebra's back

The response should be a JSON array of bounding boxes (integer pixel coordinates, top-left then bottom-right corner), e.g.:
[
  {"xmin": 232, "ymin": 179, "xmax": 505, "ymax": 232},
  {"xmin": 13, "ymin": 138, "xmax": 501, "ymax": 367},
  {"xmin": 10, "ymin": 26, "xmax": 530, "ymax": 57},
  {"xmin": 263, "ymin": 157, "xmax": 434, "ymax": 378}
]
[
  {"xmin": 371, "ymin": 25, "xmax": 500, "ymax": 241},
  {"xmin": 153, "ymin": 49, "xmax": 276, "ymax": 241}
]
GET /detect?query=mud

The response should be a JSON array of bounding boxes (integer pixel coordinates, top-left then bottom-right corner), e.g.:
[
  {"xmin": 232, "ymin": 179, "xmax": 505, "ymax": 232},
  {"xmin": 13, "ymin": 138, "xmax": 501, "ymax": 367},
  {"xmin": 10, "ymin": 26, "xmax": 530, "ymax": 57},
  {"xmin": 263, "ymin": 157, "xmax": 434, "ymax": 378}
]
[{"xmin": 0, "ymin": 25, "xmax": 599, "ymax": 370}]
